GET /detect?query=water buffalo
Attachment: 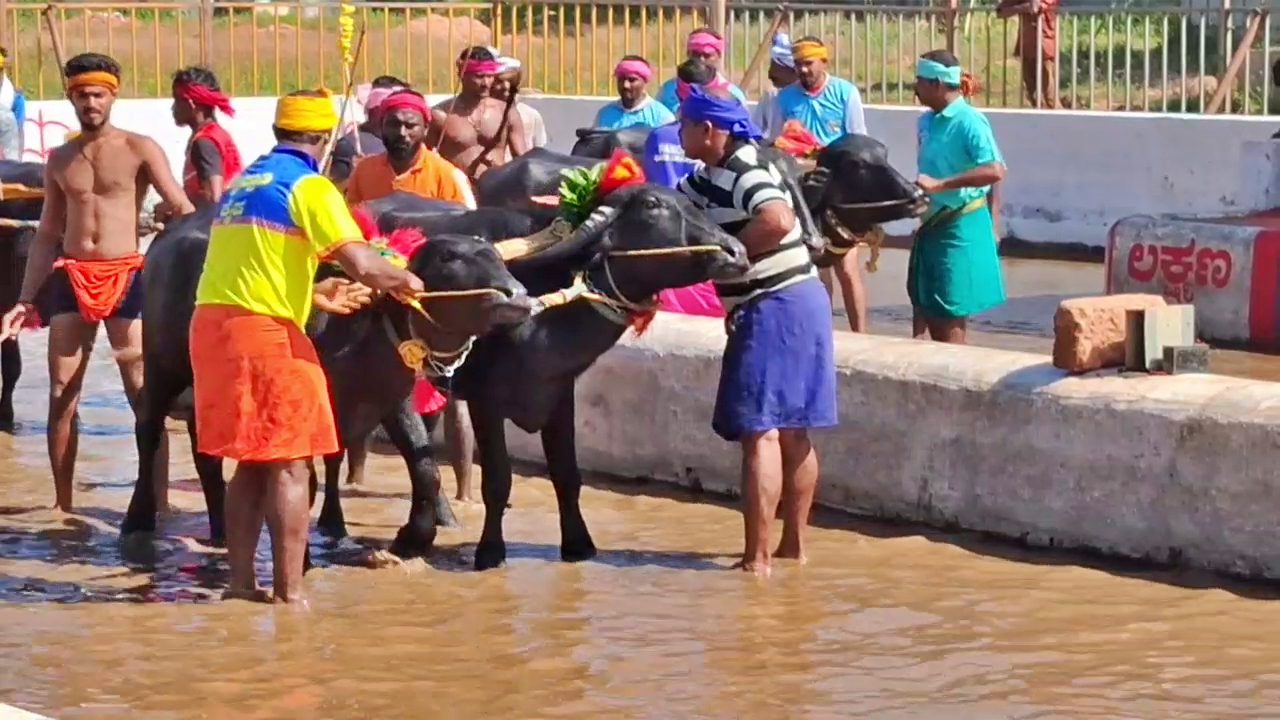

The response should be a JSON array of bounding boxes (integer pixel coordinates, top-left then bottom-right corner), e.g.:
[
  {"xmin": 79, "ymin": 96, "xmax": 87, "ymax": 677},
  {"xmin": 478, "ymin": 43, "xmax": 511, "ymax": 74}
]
[
  {"xmin": 473, "ymin": 147, "xmax": 595, "ymax": 215},
  {"xmin": 119, "ymin": 203, "xmax": 535, "ymax": 555},
  {"xmin": 454, "ymin": 184, "xmax": 748, "ymax": 570},
  {"xmin": 0, "ymin": 159, "xmax": 45, "ymax": 431},
  {"xmin": 566, "ymin": 127, "xmax": 928, "ymax": 254},
  {"xmin": 569, "ymin": 126, "xmax": 651, "ymax": 159}
]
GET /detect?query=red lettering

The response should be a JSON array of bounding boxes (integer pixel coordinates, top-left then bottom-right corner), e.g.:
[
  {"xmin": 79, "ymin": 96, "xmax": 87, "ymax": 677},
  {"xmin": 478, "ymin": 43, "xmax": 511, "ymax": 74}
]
[
  {"xmin": 1163, "ymin": 284, "xmax": 1195, "ymax": 304},
  {"xmin": 20, "ymin": 109, "xmax": 72, "ymax": 162},
  {"xmin": 1126, "ymin": 243, "xmax": 1160, "ymax": 283},
  {"xmin": 1194, "ymin": 247, "xmax": 1234, "ymax": 289},
  {"xmin": 1158, "ymin": 237, "xmax": 1196, "ymax": 286}
]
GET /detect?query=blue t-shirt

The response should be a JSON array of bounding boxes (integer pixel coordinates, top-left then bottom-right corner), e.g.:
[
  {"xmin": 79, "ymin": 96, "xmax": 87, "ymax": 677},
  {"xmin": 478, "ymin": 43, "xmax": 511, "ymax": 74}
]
[
  {"xmin": 916, "ymin": 97, "xmax": 1004, "ymax": 214},
  {"xmin": 642, "ymin": 123, "xmax": 700, "ymax": 189},
  {"xmin": 12, "ymin": 91, "xmax": 25, "ymax": 127},
  {"xmin": 654, "ymin": 75, "xmax": 748, "ymax": 113},
  {"xmin": 593, "ymin": 97, "xmax": 676, "ymax": 131},
  {"xmin": 774, "ymin": 76, "xmax": 867, "ymax": 147}
]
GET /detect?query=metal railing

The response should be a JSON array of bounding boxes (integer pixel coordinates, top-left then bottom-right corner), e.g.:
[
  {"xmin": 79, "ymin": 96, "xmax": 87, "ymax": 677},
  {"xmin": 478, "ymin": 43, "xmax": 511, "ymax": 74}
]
[{"xmin": 0, "ymin": 0, "xmax": 1272, "ymax": 114}]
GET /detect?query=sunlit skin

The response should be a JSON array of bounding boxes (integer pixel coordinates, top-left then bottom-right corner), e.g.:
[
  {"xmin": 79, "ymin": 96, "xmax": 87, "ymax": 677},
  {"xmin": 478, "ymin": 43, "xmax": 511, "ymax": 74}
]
[
  {"xmin": 687, "ymin": 47, "xmax": 720, "ymax": 69},
  {"xmin": 382, "ymin": 107, "xmax": 427, "ymax": 168},
  {"xmin": 767, "ymin": 63, "xmax": 798, "ymax": 90},
  {"xmin": 70, "ymin": 85, "xmax": 114, "ymax": 132},
  {"xmin": 795, "ymin": 56, "xmax": 827, "ymax": 92},
  {"xmin": 616, "ymin": 73, "xmax": 647, "ymax": 108},
  {"xmin": 461, "ymin": 71, "xmax": 494, "ymax": 100}
]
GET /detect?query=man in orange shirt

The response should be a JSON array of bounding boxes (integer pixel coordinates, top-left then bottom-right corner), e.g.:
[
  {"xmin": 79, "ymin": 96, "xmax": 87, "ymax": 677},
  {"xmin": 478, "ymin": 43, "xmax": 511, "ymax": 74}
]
[
  {"xmin": 345, "ymin": 89, "xmax": 475, "ymax": 207},
  {"xmin": 343, "ymin": 87, "xmax": 479, "ymax": 503}
]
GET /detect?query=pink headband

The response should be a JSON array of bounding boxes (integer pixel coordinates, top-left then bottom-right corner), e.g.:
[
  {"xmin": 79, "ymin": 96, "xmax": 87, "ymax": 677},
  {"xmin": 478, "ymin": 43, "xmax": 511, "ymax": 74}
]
[
  {"xmin": 364, "ymin": 86, "xmax": 401, "ymax": 112},
  {"xmin": 687, "ymin": 31, "xmax": 724, "ymax": 55},
  {"xmin": 676, "ymin": 74, "xmax": 729, "ymax": 101},
  {"xmin": 614, "ymin": 59, "xmax": 652, "ymax": 81},
  {"xmin": 463, "ymin": 60, "xmax": 502, "ymax": 76}
]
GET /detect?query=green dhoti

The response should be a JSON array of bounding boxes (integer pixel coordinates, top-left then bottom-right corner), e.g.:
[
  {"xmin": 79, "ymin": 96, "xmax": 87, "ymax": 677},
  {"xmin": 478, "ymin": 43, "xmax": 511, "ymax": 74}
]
[{"xmin": 906, "ymin": 198, "xmax": 1006, "ymax": 320}]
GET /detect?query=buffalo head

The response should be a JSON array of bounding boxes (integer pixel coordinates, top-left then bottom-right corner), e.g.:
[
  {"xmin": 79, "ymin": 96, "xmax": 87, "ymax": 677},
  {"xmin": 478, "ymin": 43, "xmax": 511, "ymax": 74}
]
[
  {"xmin": 798, "ymin": 134, "xmax": 928, "ymax": 232},
  {"xmin": 566, "ymin": 184, "xmax": 749, "ymax": 298},
  {"xmin": 405, "ymin": 232, "xmax": 535, "ymax": 339},
  {"xmin": 570, "ymin": 126, "xmax": 653, "ymax": 159}
]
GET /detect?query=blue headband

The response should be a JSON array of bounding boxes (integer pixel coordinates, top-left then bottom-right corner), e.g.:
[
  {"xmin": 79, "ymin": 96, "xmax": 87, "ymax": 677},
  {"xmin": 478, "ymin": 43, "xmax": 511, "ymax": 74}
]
[
  {"xmin": 680, "ymin": 85, "xmax": 762, "ymax": 140},
  {"xmin": 916, "ymin": 58, "xmax": 962, "ymax": 85}
]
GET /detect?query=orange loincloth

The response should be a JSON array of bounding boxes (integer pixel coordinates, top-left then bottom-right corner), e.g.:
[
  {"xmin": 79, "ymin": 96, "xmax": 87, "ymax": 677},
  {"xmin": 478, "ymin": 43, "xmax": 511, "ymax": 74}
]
[
  {"xmin": 190, "ymin": 304, "xmax": 339, "ymax": 462},
  {"xmin": 52, "ymin": 254, "xmax": 145, "ymax": 323}
]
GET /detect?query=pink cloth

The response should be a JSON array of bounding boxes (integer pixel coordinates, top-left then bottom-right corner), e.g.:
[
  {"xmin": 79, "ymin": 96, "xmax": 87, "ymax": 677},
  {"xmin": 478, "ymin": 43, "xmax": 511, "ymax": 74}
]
[
  {"xmin": 614, "ymin": 59, "xmax": 653, "ymax": 81},
  {"xmin": 657, "ymin": 282, "xmax": 724, "ymax": 318},
  {"xmin": 687, "ymin": 31, "xmax": 725, "ymax": 55}
]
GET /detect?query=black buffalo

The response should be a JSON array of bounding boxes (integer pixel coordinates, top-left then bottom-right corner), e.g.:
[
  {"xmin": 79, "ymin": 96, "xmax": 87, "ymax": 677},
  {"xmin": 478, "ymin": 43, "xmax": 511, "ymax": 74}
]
[
  {"xmin": 120, "ymin": 203, "xmax": 535, "ymax": 556},
  {"xmin": 313, "ymin": 185, "xmax": 749, "ymax": 570},
  {"xmin": 569, "ymin": 125, "xmax": 651, "ymax": 159},
  {"xmin": 566, "ymin": 127, "xmax": 929, "ymax": 253}
]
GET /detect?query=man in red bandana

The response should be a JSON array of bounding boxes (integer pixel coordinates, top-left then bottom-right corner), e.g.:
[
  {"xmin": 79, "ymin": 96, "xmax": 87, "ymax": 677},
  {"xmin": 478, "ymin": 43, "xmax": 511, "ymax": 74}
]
[
  {"xmin": 429, "ymin": 46, "xmax": 528, "ymax": 181},
  {"xmin": 169, "ymin": 65, "xmax": 243, "ymax": 210}
]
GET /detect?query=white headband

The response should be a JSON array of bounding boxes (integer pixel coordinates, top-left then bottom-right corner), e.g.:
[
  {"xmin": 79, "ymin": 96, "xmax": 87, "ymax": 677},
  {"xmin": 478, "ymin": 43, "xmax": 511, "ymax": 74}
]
[{"xmin": 770, "ymin": 32, "xmax": 794, "ymax": 68}]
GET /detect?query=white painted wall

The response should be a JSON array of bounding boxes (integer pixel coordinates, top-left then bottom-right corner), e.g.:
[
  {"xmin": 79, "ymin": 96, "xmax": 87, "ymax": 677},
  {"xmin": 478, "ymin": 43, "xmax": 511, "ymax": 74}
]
[
  {"xmin": 20, "ymin": 94, "xmax": 1279, "ymax": 249},
  {"xmin": 496, "ymin": 312, "xmax": 1280, "ymax": 580}
]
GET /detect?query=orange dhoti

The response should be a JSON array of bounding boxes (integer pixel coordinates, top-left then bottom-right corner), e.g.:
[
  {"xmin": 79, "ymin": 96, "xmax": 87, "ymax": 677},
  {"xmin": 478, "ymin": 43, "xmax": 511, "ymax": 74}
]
[{"xmin": 190, "ymin": 304, "xmax": 339, "ymax": 462}]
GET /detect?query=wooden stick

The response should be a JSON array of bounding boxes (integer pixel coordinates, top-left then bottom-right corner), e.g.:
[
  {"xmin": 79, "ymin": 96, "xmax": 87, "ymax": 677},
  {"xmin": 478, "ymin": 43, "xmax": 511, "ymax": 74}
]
[
  {"xmin": 736, "ymin": 6, "xmax": 787, "ymax": 95},
  {"xmin": 1205, "ymin": 8, "xmax": 1267, "ymax": 114},
  {"xmin": 41, "ymin": 4, "xmax": 67, "ymax": 92},
  {"xmin": 321, "ymin": 24, "xmax": 366, "ymax": 174}
]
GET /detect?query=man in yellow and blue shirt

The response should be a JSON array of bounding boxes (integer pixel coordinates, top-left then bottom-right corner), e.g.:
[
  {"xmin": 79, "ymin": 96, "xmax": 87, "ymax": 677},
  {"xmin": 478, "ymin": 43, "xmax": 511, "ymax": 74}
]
[{"xmin": 191, "ymin": 88, "xmax": 423, "ymax": 605}]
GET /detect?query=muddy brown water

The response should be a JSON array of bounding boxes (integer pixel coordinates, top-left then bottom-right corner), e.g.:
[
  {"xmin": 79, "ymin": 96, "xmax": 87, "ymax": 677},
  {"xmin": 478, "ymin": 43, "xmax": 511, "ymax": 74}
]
[{"xmin": 4, "ymin": 255, "xmax": 1280, "ymax": 719}]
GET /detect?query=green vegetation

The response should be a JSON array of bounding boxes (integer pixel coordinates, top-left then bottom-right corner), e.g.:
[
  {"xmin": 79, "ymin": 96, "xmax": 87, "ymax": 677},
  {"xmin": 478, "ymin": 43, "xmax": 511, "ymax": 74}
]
[{"xmin": 1, "ymin": 1, "xmax": 1263, "ymax": 113}]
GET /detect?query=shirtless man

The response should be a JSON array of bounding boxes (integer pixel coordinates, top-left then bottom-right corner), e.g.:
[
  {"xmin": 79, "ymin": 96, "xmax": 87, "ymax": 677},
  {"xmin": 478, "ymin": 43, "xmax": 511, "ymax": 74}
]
[
  {"xmin": 0, "ymin": 53, "xmax": 194, "ymax": 512},
  {"xmin": 429, "ymin": 46, "xmax": 528, "ymax": 179}
]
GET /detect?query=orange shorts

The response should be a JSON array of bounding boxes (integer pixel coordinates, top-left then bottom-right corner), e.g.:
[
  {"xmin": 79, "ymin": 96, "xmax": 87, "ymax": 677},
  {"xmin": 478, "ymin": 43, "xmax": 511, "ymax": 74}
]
[{"xmin": 189, "ymin": 304, "xmax": 339, "ymax": 462}]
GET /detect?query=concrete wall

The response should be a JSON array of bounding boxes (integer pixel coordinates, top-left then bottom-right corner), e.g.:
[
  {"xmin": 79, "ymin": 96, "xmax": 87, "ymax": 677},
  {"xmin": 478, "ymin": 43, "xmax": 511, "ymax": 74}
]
[
  {"xmin": 498, "ymin": 313, "xmax": 1280, "ymax": 580},
  {"xmin": 20, "ymin": 95, "xmax": 1278, "ymax": 250}
]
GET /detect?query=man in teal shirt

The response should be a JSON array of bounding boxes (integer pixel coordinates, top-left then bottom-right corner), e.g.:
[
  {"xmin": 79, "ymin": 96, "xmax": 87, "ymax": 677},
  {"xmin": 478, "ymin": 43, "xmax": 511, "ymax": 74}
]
[
  {"xmin": 909, "ymin": 49, "xmax": 1007, "ymax": 345},
  {"xmin": 654, "ymin": 28, "xmax": 748, "ymax": 112}
]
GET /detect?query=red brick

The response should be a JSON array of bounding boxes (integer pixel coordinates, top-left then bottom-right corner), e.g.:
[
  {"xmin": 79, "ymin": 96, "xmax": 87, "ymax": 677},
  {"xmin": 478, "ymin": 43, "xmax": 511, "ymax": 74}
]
[{"xmin": 1053, "ymin": 294, "xmax": 1168, "ymax": 373}]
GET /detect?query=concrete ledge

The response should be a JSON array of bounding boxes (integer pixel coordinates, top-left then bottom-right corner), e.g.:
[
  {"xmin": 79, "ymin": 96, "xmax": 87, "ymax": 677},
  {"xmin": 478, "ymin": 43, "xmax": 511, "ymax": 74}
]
[{"xmin": 503, "ymin": 313, "xmax": 1280, "ymax": 580}]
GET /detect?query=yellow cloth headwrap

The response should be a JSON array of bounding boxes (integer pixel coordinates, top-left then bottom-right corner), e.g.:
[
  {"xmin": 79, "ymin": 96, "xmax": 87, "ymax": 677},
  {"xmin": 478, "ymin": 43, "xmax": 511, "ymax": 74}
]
[
  {"xmin": 792, "ymin": 41, "xmax": 829, "ymax": 62},
  {"xmin": 274, "ymin": 89, "xmax": 339, "ymax": 133},
  {"xmin": 67, "ymin": 71, "xmax": 120, "ymax": 94}
]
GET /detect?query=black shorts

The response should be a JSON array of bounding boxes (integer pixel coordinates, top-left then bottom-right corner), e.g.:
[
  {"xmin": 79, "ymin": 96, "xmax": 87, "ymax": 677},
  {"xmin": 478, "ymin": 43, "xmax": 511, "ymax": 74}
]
[{"xmin": 46, "ymin": 265, "xmax": 144, "ymax": 321}]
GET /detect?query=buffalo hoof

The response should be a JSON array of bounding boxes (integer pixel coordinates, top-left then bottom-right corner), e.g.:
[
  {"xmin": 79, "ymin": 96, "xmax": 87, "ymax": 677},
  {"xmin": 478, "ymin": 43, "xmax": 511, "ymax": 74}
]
[
  {"xmin": 561, "ymin": 538, "xmax": 598, "ymax": 564},
  {"xmin": 389, "ymin": 523, "xmax": 436, "ymax": 559},
  {"xmin": 473, "ymin": 539, "xmax": 507, "ymax": 571},
  {"xmin": 120, "ymin": 505, "xmax": 157, "ymax": 539}
]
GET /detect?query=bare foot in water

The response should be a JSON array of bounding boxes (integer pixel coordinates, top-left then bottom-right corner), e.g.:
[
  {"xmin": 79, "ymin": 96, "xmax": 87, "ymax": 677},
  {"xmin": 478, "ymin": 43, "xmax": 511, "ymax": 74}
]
[
  {"xmin": 223, "ymin": 588, "xmax": 272, "ymax": 603},
  {"xmin": 773, "ymin": 541, "xmax": 808, "ymax": 564},
  {"xmin": 731, "ymin": 557, "xmax": 772, "ymax": 577},
  {"xmin": 454, "ymin": 493, "xmax": 478, "ymax": 505}
]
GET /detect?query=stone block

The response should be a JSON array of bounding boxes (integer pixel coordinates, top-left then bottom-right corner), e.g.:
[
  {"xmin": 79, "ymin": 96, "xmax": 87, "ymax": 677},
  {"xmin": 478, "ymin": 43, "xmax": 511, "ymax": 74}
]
[
  {"xmin": 1053, "ymin": 293, "xmax": 1168, "ymax": 373},
  {"xmin": 1163, "ymin": 344, "xmax": 1210, "ymax": 374},
  {"xmin": 1125, "ymin": 304, "xmax": 1197, "ymax": 372}
]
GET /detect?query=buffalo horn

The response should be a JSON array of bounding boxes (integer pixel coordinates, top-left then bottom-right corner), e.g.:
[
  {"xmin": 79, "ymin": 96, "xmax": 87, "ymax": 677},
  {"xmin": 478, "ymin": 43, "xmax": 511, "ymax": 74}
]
[{"xmin": 494, "ymin": 217, "xmax": 578, "ymax": 261}]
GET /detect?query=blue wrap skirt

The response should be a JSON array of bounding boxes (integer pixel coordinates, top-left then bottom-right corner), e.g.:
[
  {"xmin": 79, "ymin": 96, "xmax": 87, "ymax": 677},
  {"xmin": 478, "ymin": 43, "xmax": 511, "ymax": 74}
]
[{"xmin": 711, "ymin": 277, "xmax": 839, "ymax": 442}]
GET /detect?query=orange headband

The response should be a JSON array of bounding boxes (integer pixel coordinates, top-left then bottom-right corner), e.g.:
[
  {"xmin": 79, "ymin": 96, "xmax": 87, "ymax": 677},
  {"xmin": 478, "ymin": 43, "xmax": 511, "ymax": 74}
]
[{"xmin": 67, "ymin": 71, "xmax": 120, "ymax": 94}]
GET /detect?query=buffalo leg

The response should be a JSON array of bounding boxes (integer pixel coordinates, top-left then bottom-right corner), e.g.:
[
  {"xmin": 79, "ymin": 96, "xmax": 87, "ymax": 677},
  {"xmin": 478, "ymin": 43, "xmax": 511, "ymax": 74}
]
[
  {"xmin": 386, "ymin": 398, "xmax": 444, "ymax": 559},
  {"xmin": 542, "ymin": 385, "xmax": 596, "ymax": 563},
  {"xmin": 471, "ymin": 398, "xmax": 513, "ymax": 571},
  {"xmin": 417, "ymin": 410, "xmax": 460, "ymax": 525},
  {"xmin": 122, "ymin": 372, "xmax": 183, "ymax": 538},
  {"xmin": 345, "ymin": 442, "xmax": 367, "ymax": 485},
  {"xmin": 186, "ymin": 414, "xmax": 227, "ymax": 546},
  {"xmin": 0, "ymin": 337, "xmax": 18, "ymax": 433},
  {"xmin": 317, "ymin": 450, "xmax": 348, "ymax": 538}
]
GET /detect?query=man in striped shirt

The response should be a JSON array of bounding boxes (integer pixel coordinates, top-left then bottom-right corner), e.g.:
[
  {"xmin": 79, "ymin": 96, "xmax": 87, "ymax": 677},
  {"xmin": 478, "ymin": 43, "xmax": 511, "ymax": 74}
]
[{"xmin": 676, "ymin": 86, "xmax": 837, "ymax": 576}]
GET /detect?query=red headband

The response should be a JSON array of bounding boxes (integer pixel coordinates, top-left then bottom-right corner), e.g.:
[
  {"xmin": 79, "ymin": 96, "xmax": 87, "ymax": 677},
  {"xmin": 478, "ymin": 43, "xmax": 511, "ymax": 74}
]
[
  {"xmin": 462, "ymin": 60, "xmax": 502, "ymax": 76},
  {"xmin": 175, "ymin": 82, "xmax": 235, "ymax": 117},
  {"xmin": 379, "ymin": 92, "xmax": 430, "ymax": 118}
]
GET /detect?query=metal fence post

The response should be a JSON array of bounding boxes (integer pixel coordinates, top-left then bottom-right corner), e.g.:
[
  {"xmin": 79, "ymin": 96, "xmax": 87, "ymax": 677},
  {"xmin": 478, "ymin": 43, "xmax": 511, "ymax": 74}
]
[
  {"xmin": 710, "ymin": 0, "xmax": 726, "ymax": 37},
  {"xmin": 199, "ymin": 0, "xmax": 214, "ymax": 65}
]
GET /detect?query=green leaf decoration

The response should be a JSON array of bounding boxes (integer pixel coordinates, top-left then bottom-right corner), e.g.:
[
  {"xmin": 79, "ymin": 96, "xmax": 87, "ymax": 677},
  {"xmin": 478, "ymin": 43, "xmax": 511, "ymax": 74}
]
[{"xmin": 556, "ymin": 162, "xmax": 606, "ymax": 227}]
